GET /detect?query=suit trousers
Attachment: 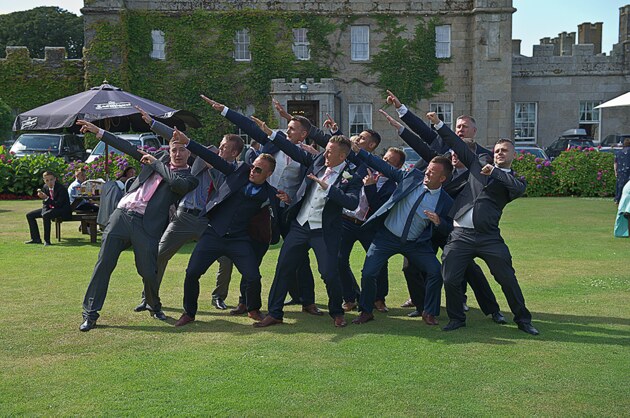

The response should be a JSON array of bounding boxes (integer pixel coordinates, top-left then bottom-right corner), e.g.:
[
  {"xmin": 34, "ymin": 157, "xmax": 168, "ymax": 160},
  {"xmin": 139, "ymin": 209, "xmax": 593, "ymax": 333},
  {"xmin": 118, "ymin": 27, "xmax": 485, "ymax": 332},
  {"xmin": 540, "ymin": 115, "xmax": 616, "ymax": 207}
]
[
  {"xmin": 402, "ymin": 257, "xmax": 500, "ymax": 315},
  {"xmin": 442, "ymin": 227, "xmax": 532, "ymax": 324},
  {"xmin": 278, "ymin": 206, "xmax": 316, "ymax": 305},
  {"xmin": 183, "ymin": 228, "xmax": 262, "ymax": 317},
  {"xmin": 211, "ymin": 256, "xmax": 234, "ymax": 301},
  {"xmin": 338, "ymin": 219, "xmax": 389, "ymax": 303},
  {"xmin": 267, "ymin": 221, "xmax": 344, "ymax": 320},
  {"xmin": 26, "ymin": 207, "xmax": 70, "ymax": 242},
  {"xmin": 360, "ymin": 228, "xmax": 442, "ymax": 315},
  {"xmin": 83, "ymin": 209, "xmax": 161, "ymax": 321}
]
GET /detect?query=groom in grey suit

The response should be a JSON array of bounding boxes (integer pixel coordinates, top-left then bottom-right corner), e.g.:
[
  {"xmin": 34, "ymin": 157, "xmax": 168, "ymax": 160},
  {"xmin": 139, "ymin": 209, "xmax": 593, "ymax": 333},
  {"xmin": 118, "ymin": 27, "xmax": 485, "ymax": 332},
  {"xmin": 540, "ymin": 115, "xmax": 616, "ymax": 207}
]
[{"xmin": 76, "ymin": 120, "xmax": 199, "ymax": 332}]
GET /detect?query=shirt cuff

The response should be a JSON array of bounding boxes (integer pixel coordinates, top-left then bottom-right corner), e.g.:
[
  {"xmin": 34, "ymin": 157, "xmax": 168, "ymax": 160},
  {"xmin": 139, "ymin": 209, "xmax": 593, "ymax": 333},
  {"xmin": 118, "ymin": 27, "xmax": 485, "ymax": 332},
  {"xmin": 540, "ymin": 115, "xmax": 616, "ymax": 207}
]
[
  {"xmin": 97, "ymin": 128, "xmax": 104, "ymax": 139},
  {"xmin": 434, "ymin": 121, "xmax": 444, "ymax": 130},
  {"xmin": 270, "ymin": 130, "xmax": 278, "ymax": 141},
  {"xmin": 150, "ymin": 119, "xmax": 156, "ymax": 127},
  {"xmin": 221, "ymin": 106, "xmax": 229, "ymax": 117},
  {"xmin": 397, "ymin": 126, "xmax": 404, "ymax": 135},
  {"xmin": 396, "ymin": 104, "xmax": 408, "ymax": 117}
]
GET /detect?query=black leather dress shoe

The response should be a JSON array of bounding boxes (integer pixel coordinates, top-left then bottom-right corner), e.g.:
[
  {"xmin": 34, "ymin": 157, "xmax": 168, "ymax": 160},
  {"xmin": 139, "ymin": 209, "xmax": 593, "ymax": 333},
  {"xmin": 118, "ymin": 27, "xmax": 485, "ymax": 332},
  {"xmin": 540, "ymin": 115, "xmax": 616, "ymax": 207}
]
[
  {"xmin": 442, "ymin": 320, "xmax": 466, "ymax": 331},
  {"xmin": 44, "ymin": 241, "xmax": 52, "ymax": 246},
  {"xmin": 24, "ymin": 240, "xmax": 42, "ymax": 244},
  {"xmin": 152, "ymin": 310, "xmax": 167, "ymax": 321},
  {"xmin": 134, "ymin": 302, "xmax": 148, "ymax": 312},
  {"xmin": 213, "ymin": 298, "xmax": 227, "ymax": 310},
  {"xmin": 79, "ymin": 319, "xmax": 97, "ymax": 332},
  {"xmin": 407, "ymin": 310, "xmax": 422, "ymax": 318},
  {"xmin": 491, "ymin": 311, "xmax": 507, "ymax": 324},
  {"xmin": 517, "ymin": 322, "xmax": 540, "ymax": 335}
]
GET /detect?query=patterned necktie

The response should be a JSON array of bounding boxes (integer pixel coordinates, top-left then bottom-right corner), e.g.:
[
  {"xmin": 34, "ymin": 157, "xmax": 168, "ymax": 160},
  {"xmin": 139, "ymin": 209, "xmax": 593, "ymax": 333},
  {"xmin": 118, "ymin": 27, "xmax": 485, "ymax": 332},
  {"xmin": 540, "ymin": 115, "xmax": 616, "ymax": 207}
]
[{"xmin": 400, "ymin": 188, "xmax": 428, "ymax": 242}]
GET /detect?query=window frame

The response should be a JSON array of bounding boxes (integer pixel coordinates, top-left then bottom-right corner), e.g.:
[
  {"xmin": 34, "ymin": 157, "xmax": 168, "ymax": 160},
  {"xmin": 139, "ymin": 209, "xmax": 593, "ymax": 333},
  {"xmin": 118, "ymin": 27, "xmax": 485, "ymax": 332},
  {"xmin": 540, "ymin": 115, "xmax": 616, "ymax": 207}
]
[
  {"xmin": 350, "ymin": 25, "xmax": 370, "ymax": 62},
  {"xmin": 348, "ymin": 103, "xmax": 373, "ymax": 136},
  {"xmin": 292, "ymin": 28, "xmax": 310, "ymax": 61},
  {"xmin": 435, "ymin": 25, "xmax": 451, "ymax": 59},
  {"xmin": 429, "ymin": 102, "xmax": 454, "ymax": 130},
  {"xmin": 514, "ymin": 102, "xmax": 538, "ymax": 144},
  {"xmin": 234, "ymin": 29, "xmax": 252, "ymax": 62},
  {"xmin": 150, "ymin": 29, "xmax": 166, "ymax": 60}
]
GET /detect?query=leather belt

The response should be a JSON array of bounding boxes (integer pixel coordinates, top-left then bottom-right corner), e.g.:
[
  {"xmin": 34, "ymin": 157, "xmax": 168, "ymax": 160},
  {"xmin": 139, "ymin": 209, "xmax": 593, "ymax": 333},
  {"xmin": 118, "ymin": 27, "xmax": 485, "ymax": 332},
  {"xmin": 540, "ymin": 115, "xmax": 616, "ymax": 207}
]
[
  {"xmin": 342, "ymin": 214, "xmax": 365, "ymax": 225},
  {"xmin": 181, "ymin": 207, "xmax": 202, "ymax": 216}
]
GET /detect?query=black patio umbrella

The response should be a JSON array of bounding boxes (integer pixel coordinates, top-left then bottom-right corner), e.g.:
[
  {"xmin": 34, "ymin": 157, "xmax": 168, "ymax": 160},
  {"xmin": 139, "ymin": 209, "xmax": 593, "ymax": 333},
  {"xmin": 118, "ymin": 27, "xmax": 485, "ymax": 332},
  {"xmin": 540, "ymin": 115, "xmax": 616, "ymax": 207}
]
[{"xmin": 13, "ymin": 82, "xmax": 201, "ymax": 132}]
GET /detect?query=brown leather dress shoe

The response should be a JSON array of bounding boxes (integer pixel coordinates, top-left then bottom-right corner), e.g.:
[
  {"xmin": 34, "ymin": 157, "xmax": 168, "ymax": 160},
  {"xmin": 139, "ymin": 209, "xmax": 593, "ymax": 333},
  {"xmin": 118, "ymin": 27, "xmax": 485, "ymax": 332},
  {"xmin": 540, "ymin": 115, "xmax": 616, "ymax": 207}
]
[
  {"xmin": 253, "ymin": 315, "xmax": 283, "ymax": 328},
  {"xmin": 342, "ymin": 301, "xmax": 358, "ymax": 312},
  {"xmin": 352, "ymin": 311, "xmax": 374, "ymax": 324},
  {"xmin": 247, "ymin": 310, "xmax": 265, "ymax": 321},
  {"xmin": 421, "ymin": 311, "xmax": 439, "ymax": 326},
  {"xmin": 230, "ymin": 303, "xmax": 247, "ymax": 315},
  {"xmin": 374, "ymin": 300, "xmax": 389, "ymax": 312},
  {"xmin": 333, "ymin": 316, "xmax": 347, "ymax": 327},
  {"xmin": 174, "ymin": 313, "xmax": 194, "ymax": 327},
  {"xmin": 401, "ymin": 298, "xmax": 415, "ymax": 308},
  {"xmin": 302, "ymin": 304, "xmax": 324, "ymax": 316}
]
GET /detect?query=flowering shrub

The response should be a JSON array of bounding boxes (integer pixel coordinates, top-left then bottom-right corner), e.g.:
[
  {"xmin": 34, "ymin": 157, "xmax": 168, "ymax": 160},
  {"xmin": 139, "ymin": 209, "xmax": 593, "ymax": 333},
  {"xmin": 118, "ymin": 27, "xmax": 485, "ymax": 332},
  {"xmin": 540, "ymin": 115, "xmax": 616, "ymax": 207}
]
[
  {"xmin": 0, "ymin": 146, "xmax": 141, "ymax": 198},
  {"xmin": 512, "ymin": 154, "xmax": 558, "ymax": 197},
  {"xmin": 552, "ymin": 148, "xmax": 614, "ymax": 197}
]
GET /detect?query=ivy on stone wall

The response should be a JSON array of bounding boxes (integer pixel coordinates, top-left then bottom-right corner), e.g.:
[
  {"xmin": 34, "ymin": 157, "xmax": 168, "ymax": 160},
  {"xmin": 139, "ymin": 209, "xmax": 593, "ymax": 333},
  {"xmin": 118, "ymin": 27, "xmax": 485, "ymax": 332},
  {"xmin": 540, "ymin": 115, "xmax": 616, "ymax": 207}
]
[
  {"xmin": 367, "ymin": 16, "xmax": 445, "ymax": 105},
  {"xmin": 84, "ymin": 10, "xmax": 338, "ymax": 143},
  {"xmin": 0, "ymin": 47, "xmax": 84, "ymax": 115}
]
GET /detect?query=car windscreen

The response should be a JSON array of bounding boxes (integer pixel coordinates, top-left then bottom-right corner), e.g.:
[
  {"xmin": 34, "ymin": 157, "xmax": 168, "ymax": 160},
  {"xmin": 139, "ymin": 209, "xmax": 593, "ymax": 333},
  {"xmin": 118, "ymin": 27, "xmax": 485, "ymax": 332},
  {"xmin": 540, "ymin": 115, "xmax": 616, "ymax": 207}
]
[
  {"xmin": 517, "ymin": 148, "xmax": 545, "ymax": 159},
  {"xmin": 91, "ymin": 139, "xmax": 142, "ymax": 155},
  {"xmin": 11, "ymin": 134, "xmax": 59, "ymax": 151}
]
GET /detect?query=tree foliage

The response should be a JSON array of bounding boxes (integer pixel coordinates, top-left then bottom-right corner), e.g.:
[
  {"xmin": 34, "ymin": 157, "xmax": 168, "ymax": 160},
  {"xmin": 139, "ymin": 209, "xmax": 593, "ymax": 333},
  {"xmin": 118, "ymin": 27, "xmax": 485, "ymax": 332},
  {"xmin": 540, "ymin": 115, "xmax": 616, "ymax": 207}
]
[{"xmin": 0, "ymin": 7, "xmax": 84, "ymax": 59}]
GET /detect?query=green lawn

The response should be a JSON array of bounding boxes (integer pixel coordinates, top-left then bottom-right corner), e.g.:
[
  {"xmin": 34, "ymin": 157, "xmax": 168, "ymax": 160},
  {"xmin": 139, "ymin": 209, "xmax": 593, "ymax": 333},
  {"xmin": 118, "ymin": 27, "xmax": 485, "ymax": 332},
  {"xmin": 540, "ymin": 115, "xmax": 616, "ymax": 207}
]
[{"xmin": 0, "ymin": 198, "xmax": 628, "ymax": 416}]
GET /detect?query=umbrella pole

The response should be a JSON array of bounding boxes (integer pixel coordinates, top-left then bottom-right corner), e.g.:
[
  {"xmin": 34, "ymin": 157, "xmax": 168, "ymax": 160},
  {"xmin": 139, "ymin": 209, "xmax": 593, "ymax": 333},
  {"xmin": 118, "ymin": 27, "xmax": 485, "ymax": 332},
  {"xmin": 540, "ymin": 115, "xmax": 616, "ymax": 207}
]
[{"xmin": 104, "ymin": 120, "xmax": 110, "ymax": 179}]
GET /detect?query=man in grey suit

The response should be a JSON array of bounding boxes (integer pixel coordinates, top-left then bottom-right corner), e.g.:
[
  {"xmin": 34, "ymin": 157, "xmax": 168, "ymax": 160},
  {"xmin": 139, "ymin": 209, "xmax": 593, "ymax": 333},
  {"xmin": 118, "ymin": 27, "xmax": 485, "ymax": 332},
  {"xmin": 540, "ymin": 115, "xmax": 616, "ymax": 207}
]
[
  {"xmin": 131, "ymin": 107, "xmax": 242, "ymax": 313},
  {"xmin": 426, "ymin": 112, "xmax": 539, "ymax": 335},
  {"xmin": 76, "ymin": 120, "xmax": 199, "ymax": 332}
]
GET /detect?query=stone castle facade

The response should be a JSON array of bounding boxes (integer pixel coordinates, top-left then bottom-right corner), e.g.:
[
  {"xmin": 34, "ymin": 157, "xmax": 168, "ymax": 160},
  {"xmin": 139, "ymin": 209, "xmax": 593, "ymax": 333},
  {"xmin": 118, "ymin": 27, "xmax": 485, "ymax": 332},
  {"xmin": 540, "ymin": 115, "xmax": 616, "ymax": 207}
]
[{"xmin": 6, "ymin": 0, "xmax": 630, "ymax": 150}]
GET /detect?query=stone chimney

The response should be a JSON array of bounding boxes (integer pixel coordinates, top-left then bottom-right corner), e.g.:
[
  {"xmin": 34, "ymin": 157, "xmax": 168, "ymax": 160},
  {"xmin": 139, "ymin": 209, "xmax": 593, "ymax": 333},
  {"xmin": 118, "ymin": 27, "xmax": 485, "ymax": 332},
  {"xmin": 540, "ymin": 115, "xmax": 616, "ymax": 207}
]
[
  {"xmin": 512, "ymin": 39, "xmax": 521, "ymax": 55},
  {"xmin": 578, "ymin": 22, "xmax": 603, "ymax": 54}
]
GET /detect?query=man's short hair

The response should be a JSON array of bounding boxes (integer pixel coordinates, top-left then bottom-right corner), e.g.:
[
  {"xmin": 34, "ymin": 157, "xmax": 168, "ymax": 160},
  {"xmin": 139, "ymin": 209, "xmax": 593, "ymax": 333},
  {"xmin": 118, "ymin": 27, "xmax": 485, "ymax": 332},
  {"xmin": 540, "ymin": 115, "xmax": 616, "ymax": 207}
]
[
  {"xmin": 363, "ymin": 129, "xmax": 382, "ymax": 147},
  {"xmin": 290, "ymin": 115, "xmax": 312, "ymax": 132},
  {"xmin": 456, "ymin": 115, "xmax": 477, "ymax": 126},
  {"xmin": 329, "ymin": 135, "xmax": 352, "ymax": 155},
  {"xmin": 430, "ymin": 155, "xmax": 453, "ymax": 178},
  {"xmin": 42, "ymin": 171, "xmax": 56, "ymax": 178},
  {"xmin": 75, "ymin": 167, "xmax": 86, "ymax": 175},
  {"xmin": 623, "ymin": 138, "xmax": 630, "ymax": 147},
  {"xmin": 223, "ymin": 134, "xmax": 245, "ymax": 155},
  {"xmin": 495, "ymin": 138, "xmax": 515, "ymax": 149},
  {"xmin": 257, "ymin": 153, "xmax": 276, "ymax": 172},
  {"xmin": 387, "ymin": 147, "xmax": 406, "ymax": 165}
]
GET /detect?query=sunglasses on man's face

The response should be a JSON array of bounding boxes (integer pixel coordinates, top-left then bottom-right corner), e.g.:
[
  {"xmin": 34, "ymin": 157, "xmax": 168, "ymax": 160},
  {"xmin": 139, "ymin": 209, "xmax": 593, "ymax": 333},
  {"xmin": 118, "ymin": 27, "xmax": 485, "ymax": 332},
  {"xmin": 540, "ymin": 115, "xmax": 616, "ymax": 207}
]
[{"xmin": 250, "ymin": 166, "xmax": 263, "ymax": 174}]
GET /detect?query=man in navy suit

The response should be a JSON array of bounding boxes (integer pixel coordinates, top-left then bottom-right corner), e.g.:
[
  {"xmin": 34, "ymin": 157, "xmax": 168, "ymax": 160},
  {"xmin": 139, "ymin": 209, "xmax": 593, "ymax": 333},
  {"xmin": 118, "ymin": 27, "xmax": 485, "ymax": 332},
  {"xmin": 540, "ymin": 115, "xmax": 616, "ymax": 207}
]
[
  {"xmin": 249, "ymin": 123, "xmax": 362, "ymax": 328},
  {"xmin": 351, "ymin": 142, "xmax": 454, "ymax": 325},
  {"xmin": 25, "ymin": 171, "xmax": 72, "ymax": 246},
  {"xmin": 202, "ymin": 96, "xmax": 319, "ymax": 314},
  {"xmin": 426, "ymin": 112, "xmax": 539, "ymax": 335},
  {"xmin": 76, "ymin": 120, "xmax": 199, "ymax": 332},
  {"xmin": 171, "ymin": 129, "xmax": 288, "ymax": 327},
  {"xmin": 379, "ymin": 106, "xmax": 506, "ymax": 324}
]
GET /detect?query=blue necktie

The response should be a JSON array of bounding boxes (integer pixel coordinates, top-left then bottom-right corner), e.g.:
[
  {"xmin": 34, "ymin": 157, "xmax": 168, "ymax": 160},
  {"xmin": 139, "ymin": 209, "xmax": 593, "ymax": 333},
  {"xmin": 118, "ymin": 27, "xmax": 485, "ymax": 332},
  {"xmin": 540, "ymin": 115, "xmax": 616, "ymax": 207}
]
[{"xmin": 400, "ymin": 188, "xmax": 428, "ymax": 243}]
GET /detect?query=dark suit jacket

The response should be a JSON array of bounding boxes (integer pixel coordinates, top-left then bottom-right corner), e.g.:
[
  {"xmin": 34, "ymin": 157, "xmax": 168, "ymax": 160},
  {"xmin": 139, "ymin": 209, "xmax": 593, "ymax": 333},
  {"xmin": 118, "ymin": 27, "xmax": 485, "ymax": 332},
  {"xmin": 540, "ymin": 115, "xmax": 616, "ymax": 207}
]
[
  {"xmin": 42, "ymin": 182, "xmax": 72, "ymax": 217},
  {"xmin": 400, "ymin": 107, "xmax": 492, "ymax": 158},
  {"xmin": 437, "ymin": 124, "xmax": 526, "ymax": 234},
  {"xmin": 100, "ymin": 131, "xmax": 199, "ymax": 238},
  {"xmin": 269, "ymin": 130, "xmax": 362, "ymax": 247},
  {"xmin": 354, "ymin": 149, "xmax": 453, "ymax": 243},
  {"xmin": 186, "ymin": 139, "xmax": 280, "ymax": 241}
]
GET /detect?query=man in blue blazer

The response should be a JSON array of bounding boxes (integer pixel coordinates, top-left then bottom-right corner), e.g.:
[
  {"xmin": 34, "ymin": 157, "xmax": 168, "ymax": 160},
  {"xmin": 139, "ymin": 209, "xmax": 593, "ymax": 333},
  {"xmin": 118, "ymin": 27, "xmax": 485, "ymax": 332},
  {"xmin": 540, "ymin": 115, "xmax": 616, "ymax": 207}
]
[
  {"xmin": 351, "ymin": 143, "xmax": 454, "ymax": 325},
  {"xmin": 427, "ymin": 112, "xmax": 539, "ymax": 335},
  {"xmin": 249, "ymin": 122, "xmax": 362, "ymax": 328},
  {"xmin": 76, "ymin": 120, "xmax": 199, "ymax": 332},
  {"xmin": 170, "ymin": 129, "xmax": 287, "ymax": 327}
]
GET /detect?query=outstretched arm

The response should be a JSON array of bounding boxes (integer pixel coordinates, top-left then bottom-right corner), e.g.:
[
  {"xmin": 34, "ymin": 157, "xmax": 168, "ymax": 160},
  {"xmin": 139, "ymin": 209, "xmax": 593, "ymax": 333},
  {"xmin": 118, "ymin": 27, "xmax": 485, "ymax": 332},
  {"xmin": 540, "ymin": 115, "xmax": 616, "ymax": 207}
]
[
  {"xmin": 201, "ymin": 95, "xmax": 271, "ymax": 145},
  {"xmin": 386, "ymin": 89, "xmax": 439, "ymax": 145},
  {"xmin": 77, "ymin": 120, "xmax": 144, "ymax": 161},
  {"xmin": 171, "ymin": 128, "xmax": 237, "ymax": 176}
]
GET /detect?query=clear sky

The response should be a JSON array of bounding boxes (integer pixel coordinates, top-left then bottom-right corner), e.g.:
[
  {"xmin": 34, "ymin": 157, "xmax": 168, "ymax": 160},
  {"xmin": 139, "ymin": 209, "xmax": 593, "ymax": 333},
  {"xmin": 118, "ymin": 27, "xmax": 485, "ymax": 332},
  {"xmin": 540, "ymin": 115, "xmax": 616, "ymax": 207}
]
[{"xmin": 0, "ymin": 0, "xmax": 628, "ymax": 57}]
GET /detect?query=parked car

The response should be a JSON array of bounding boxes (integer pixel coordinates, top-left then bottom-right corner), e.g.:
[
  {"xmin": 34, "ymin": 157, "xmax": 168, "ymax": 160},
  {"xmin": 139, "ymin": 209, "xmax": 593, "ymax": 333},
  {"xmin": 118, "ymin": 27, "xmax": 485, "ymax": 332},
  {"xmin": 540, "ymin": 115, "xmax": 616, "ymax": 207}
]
[
  {"xmin": 544, "ymin": 128, "xmax": 595, "ymax": 159},
  {"xmin": 599, "ymin": 134, "xmax": 630, "ymax": 153},
  {"xmin": 9, "ymin": 132, "xmax": 87, "ymax": 162},
  {"xmin": 515, "ymin": 145, "xmax": 549, "ymax": 160},
  {"xmin": 86, "ymin": 132, "xmax": 162, "ymax": 163},
  {"xmin": 402, "ymin": 146, "xmax": 421, "ymax": 171}
]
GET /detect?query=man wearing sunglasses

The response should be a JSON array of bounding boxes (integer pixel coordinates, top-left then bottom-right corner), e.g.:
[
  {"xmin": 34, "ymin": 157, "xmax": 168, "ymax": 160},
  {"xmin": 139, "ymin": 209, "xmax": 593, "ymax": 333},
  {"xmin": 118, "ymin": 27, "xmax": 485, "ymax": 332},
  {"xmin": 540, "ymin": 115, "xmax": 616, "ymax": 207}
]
[{"xmin": 170, "ymin": 129, "xmax": 289, "ymax": 327}]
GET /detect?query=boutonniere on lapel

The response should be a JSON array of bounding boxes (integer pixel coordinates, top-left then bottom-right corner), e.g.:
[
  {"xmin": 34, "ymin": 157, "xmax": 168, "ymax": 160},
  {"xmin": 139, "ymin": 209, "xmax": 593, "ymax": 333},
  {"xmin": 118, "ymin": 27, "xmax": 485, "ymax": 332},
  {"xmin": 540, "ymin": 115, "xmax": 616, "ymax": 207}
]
[{"xmin": 341, "ymin": 171, "xmax": 353, "ymax": 183}]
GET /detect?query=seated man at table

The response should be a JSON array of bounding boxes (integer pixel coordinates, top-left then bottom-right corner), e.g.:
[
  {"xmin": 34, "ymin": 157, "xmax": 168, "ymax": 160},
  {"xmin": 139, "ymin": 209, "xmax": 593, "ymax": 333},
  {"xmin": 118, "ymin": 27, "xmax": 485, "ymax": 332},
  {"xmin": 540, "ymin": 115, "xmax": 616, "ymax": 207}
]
[
  {"xmin": 67, "ymin": 167, "xmax": 99, "ymax": 212},
  {"xmin": 25, "ymin": 171, "xmax": 72, "ymax": 246}
]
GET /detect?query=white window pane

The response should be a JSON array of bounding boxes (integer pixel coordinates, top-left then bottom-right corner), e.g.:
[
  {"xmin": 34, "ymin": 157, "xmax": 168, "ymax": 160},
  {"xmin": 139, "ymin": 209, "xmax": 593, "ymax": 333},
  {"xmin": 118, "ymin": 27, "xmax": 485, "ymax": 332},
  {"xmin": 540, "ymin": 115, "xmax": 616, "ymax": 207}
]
[
  {"xmin": 429, "ymin": 103, "xmax": 453, "ymax": 129},
  {"xmin": 349, "ymin": 104, "xmax": 372, "ymax": 135},
  {"xmin": 234, "ymin": 29, "xmax": 251, "ymax": 61},
  {"xmin": 150, "ymin": 30, "xmax": 165, "ymax": 60},
  {"xmin": 292, "ymin": 28, "xmax": 310, "ymax": 60},
  {"xmin": 351, "ymin": 26, "xmax": 369, "ymax": 61},
  {"xmin": 435, "ymin": 25, "xmax": 451, "ymax": 58},
  {"xmin": 514, "ymin": 102, "xmax": 537, "ymax": 142}
]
